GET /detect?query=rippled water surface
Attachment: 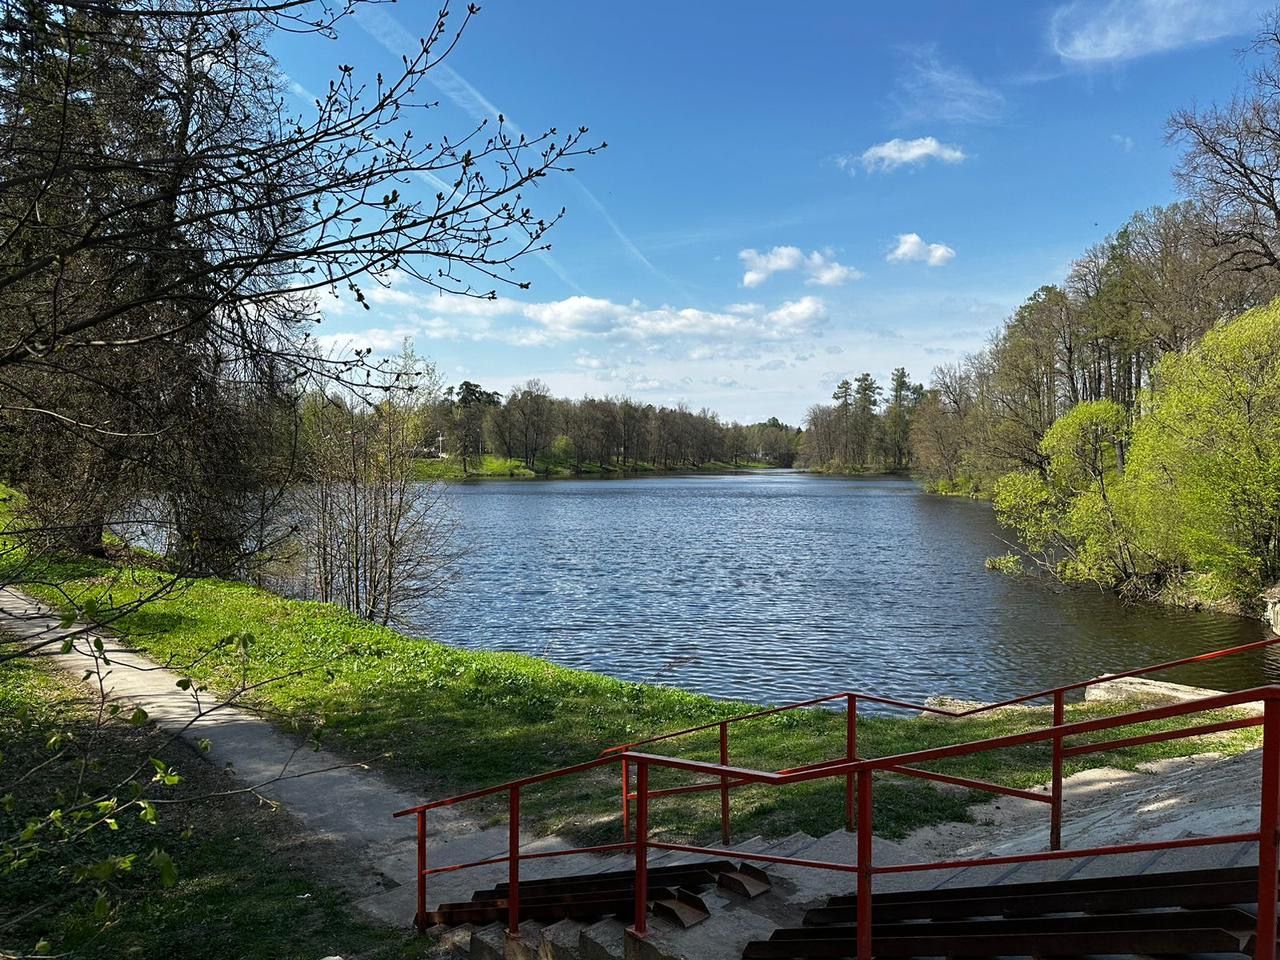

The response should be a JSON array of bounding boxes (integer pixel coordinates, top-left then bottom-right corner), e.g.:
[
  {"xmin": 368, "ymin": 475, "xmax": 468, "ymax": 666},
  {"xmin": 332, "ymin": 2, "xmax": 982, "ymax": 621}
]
[{"xmin": 406, "ymin": 473, "xmax": 1277, "ymax": 707}]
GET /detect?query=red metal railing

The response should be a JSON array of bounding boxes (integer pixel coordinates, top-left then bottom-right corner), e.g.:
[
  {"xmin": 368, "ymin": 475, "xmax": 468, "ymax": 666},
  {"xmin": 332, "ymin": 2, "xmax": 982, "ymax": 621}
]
[
  {"xmin": 393, "ymin": 639, "xmax": 1280, "ymax": 958},
  {"xmin": 603, "ymin": 635, "xmax": 1280, "ymax": 849}
]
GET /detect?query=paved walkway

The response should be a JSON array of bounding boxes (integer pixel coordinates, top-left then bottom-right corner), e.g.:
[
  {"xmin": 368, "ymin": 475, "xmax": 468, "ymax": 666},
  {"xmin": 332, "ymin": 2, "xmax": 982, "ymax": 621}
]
[{"xmin": 0, "ymin": 588, "xmax": 600, "ymax": 926}]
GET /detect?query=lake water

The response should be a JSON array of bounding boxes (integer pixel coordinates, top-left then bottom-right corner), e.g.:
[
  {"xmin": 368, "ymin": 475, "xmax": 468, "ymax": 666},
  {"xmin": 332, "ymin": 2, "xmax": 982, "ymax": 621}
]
[{"xmin": 407, "ymin": 472, "xmax": 1278, "ymax": 708}]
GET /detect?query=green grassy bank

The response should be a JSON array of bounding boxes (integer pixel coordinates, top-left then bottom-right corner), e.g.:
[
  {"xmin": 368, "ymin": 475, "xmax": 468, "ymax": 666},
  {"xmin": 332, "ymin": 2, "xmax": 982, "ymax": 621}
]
[
  {"xmin": 412, "ymin": 453, "xmax": 775, "ymax": 481},
  {"xmin": 5, "ymin": 560, "xmax": 1264, "ymax": 847}
]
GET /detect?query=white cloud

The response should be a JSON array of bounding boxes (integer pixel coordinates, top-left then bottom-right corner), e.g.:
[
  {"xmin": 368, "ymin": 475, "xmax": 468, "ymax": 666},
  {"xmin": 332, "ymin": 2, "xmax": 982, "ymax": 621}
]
[
  {"xmin": 850, "ymin": 137, "xmax": 966, "ymax": 173},
  {"xmin": 738, "ymin": 246, "xmax": 861, "ymax": 288},
  {"xmin": 319, "ymin": 287, "xmax": 832, "ymax": 353},
  {"xmin": 1050, "ymin": 0, "xmax": 1266, "ymax": 63},
  {"xmin": 522, "ymin": 296, "xmax": 630, "ymax": 342},
  {"xmin": 894, "ymin": 49, "xmax": 1005, "ymax": 125},
  {"xmin": 1110, "ymin": 133, "xmax": 1135, "ymax": 152},
  {"xmin": 887, "ymin": 233, "xmax": 956, "ymax": 267},
  {"xmin": 739, "ymin": 246, "xmax": 805, "ymax": 288},
  {"xmin": 804, "ymin": 251, "xmax": 861, "ymax": 286},
  {"xmin": 765, "ymin": 296, "xmax": 829, "ymax": 330},
  {"xmin": 313, "ymin": 325, "xmax": 418, "ymax": 355}
]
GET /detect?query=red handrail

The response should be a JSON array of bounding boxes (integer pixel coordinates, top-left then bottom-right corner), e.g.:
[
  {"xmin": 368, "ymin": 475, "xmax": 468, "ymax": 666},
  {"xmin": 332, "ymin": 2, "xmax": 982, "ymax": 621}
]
[
  {"xmin": 600, "ymin": 633, "xmax": 1280, "ymax": 756},
  {"xmin": 603, "ymin": 634, "xmax": 1280, "ymax": 846},
  {"xmin": 393, "ymin": 684, "xmax": 1276, "ymax": 818},
  {"xmin": 394, "ymin": 644, "xmax": 1280, "ymax": 958}
]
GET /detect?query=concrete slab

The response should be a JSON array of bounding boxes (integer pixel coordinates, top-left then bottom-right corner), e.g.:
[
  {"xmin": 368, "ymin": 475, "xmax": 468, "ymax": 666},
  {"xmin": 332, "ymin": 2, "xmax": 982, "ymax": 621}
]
[
  {"xmin": 538, "ymin": 919, "xmax": 586, "ymax": 960},
  {"xmin": 579, "ymin": 918, "xmax": 626, "ymax": 960}
]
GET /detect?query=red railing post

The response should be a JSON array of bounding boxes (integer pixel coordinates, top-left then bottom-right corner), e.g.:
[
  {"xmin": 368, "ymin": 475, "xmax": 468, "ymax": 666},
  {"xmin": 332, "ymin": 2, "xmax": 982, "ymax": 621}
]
[
  {"xmin": 508, "ymin": 786, "xmax": 521, "ymax": 937},
  {"xmin": 845, "ymin": 694, "xmax": 858, "ymax": 832},
  {"xmin": 1257, "ymin": 698, "xmax": 1279, "ymax": 960},
  {"xmin": 415, "ymin": 809, "xmax": 427, "ymax": 933},
  {"xmin": 1050, "ymin": 689, "xmax": 1065, "ymax": 851},
  {"xmin": 719, "ymin": 722, "xmax": 731, "ymax": 845},
  {"xmin": 630, "ymin": 761, "xmax": 650, "ymax": 938},
  {"xmin": 856, "ymin": 768, "xmax": 873, "ymax": 960},
  {"xmin": 621, "ymin": 753, "xmax": 631, "ymax": 842}
]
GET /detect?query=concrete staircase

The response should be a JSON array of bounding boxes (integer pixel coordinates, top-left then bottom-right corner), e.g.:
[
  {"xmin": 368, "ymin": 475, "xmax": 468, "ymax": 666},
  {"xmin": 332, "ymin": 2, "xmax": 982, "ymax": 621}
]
[
  {"xmin": 419, "ymin": 829, "xmax": 929, "ymax": 960},
  {"xmin": 428, "ymin": 835, "xmax": 1264, "ymax": 960},
  {"xmin": 422, "ymin": 829, "xmax": 886, "ymax": 960},
  {"xmin": 421, "ymin": 749, "xmax": 1274, "ymax": 960}
]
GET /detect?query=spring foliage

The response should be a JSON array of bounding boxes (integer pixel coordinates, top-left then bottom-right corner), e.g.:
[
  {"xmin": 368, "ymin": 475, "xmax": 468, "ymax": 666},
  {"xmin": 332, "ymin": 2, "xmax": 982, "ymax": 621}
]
[{"xmin": 994, "ymin": 301, "xmax": 1280, "ymax": 603}]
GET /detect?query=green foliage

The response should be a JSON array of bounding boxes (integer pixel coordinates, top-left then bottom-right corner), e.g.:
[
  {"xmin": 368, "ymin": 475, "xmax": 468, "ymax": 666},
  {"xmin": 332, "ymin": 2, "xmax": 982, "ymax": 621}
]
[
  {"xmin": 1127, "ymin": 301, "xmax": 1280, "ymax": 601},
  {"xmin": 0, "ymin": 662, "xmax": 415, "ymax": 960},
  {"xmin": 994, "ymin": 399, "xmax": 1145, "ymax": 588},
  {"xmin": 547, "ymin": 433, "xmax": 576, "ymax": 467},
  {"xmin": 991, "ymin": 302, "xmax": 1280, "ymax": 605},
  {"xmin": 925, "ymin": 475, "xmax": 987, "ymax": 498},
  {"xmin": 412, "ymin": 454, "xmax": 534, "ymax": 480},
  {"xmin": 1040, "ymin": 398, "xmax": 1128, "ymax": 490},
  {"xmin": 993, "ymin": 470, "xmax": 1060, "ymax": 557},
  {"xmin": 984, "ymin": 552, "xmax": 1023, "ymax": 574}
]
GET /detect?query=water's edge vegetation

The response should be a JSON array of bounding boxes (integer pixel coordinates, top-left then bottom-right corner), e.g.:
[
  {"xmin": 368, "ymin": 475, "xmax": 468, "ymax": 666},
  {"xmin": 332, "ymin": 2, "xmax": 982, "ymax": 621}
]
[{"xmin": 9, "ymin": 560, "xmax": 1265, "ymax": 840}]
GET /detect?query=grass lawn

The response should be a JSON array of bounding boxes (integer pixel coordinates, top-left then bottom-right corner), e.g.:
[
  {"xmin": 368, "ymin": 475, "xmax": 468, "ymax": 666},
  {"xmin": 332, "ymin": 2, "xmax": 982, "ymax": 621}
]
[
  {"xmin": 4, "ymin": 561, "xmax": 1265, "ymax": 850},
  {"xmin": 413, "ymin": 454, "xmax": 536, "ymax": 480},
  {"xmin": 0, "ymin": 658, "xmax": 418, "ymax": 960},
  {"xmin": 412, "ymin": 454, "xmax": 775, "ymax": 481}
]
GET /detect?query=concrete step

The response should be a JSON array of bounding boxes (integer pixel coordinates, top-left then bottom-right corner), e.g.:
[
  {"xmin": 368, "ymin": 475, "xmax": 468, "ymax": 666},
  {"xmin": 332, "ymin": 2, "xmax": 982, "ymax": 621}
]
[
  {"xmin": 594, "ymin": 852, "xmax": 637, "ymax": 874},
  {"xmin": 729, "ymin": 835, "xmax": 768, "ymax": 856},
  {"xmin": 504, "ymin": 920, "xmax": 544, "ymax": 960},
  {"xmin": 469, "ymin": 922, "xmax": 506, "ymax": 960},
  {"xmin": 769, "ymin": 830, "xmax": 912, "ymax": 905},
  {"xmin": 929, "ymin": 858, "xmax": 1026, "ymax": 890},
  {"xmin": 519, "ymin": 834, "xmax": 816, "ymax": 959},
  {"xmin": 537, "ymin": 919, "xmax": 586, "ymax": 960},
  {"xmin": 655, "ymin": 833, "xmax": 767, "ymax": 864},
  {"xmin": 624, "ymin": 890, "xmax": 779, "ymax": 960},
  {"xmin": 427, "ymin": 921, "xmax": 476, "ymax": 957},
  {"xmin": 1069, "ymin": 847, "xmax": 1166, "ymax": 879},
  {"xmin": 754, "ymin": 831, "xmax": 817, "ymax": 863},
  {"xmin": 579, "ymin": 917, "xmax": 627, "ymax": 960},
  {"xmin": 1140, "ymin": 837, "xmax": 1256, "ymax": 874},
  {"xmin": 992, "ymin": 854, "xmax": 1096, "ymax": 885}
]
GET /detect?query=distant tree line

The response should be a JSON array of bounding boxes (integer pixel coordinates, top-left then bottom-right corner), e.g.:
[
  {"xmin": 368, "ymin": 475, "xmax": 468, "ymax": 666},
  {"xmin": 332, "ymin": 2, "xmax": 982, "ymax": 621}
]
[
  {"xmin": 799, "ymin": 368, "xmax": 923, "ymax": 473},
  {"xmin": 435, "ymin": 377, "xmax": 801, "ymax": 474}
]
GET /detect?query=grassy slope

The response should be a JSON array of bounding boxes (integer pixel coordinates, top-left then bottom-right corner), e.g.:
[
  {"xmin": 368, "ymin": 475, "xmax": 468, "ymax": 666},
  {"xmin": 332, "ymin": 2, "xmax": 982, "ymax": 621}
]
[
  {"xmin": 7, "ymin": 563, "xmax": 1264, "ymax": 848},
  {"xmin": 0, "ymin": 658, "xmax": 416, "ymax": 960}
]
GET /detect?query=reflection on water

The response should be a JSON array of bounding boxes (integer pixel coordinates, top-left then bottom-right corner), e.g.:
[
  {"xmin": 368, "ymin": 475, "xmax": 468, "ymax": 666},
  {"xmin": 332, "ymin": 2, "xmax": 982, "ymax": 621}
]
[{"xmin": 403, "ymin": 472, "xmax": 1277, "ymax": 707}]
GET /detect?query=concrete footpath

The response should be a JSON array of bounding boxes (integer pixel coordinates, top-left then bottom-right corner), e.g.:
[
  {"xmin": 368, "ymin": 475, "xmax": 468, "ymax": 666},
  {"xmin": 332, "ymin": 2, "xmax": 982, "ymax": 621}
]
[{"xmin": 0, "ymin": 588, "xmax": 605, "ymax": 926}]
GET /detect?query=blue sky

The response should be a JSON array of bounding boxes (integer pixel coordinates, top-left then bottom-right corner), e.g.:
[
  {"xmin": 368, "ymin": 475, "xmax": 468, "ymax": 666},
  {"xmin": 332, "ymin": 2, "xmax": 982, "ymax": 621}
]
[{"xmin": 278, "ymin": 0, "xmax": 1270, "ymax": 424}]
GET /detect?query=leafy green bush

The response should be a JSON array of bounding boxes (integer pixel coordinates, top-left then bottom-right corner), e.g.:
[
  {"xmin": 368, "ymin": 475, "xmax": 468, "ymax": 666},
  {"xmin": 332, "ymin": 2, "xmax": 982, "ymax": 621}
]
[{"xmin": 1127, "ymin": 302, "xmax": 1280, "ymax": 602}]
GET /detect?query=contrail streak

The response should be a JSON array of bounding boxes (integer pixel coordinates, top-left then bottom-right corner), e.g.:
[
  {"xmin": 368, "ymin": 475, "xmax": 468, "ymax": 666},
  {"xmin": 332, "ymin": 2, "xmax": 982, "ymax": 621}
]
[
  {"xmin": 284, "ymin": 70, "xmax": 586, "ymax": 295},
  {"xmin": 354, "ymin": 5, "xmax": 676, "ymax": 293}
]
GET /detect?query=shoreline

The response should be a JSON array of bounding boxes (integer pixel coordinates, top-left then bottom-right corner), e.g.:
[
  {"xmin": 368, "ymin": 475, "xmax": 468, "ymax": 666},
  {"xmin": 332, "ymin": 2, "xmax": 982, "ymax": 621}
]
[
  {"xmin": 418, "ymin": 461, "xmax": 922, "ymax": 483},
  {"xmin": 414, "ymin": 458, "xmax": 787, "ymax": 482}
]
